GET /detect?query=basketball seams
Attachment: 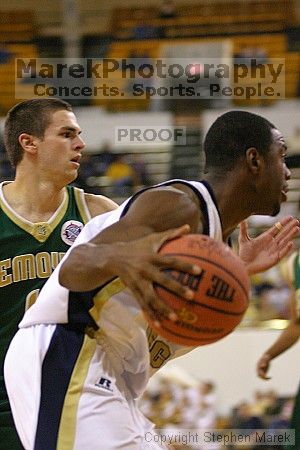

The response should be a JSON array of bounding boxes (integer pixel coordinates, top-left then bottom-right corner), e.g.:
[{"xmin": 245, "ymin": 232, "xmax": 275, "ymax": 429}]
[
  {"xmin": 155, "ymin": 284, "xmax": 246, "ymax": 316},
  {"xmin": 181, "ymin": 298, "xmax": 245, "ymax": 316},
  {"xmin": 161, "ymin": 252, "xmax": 249, "ymax": 299},
  {"xmin": 150, "ymin": 235, "xmax": 250, "ymax": 346},
  {"xmin": 157, "ymin": 322, "xmax": 231, "ymax": 344}
]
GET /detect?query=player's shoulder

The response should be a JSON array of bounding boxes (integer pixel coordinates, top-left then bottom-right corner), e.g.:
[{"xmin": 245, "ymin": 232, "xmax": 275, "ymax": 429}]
[
  {"xmin": 131, "ymin": 181, "xmax": 200, "ymax": 208},
  {"xmin": 83, "ymin": 192, "xmax": 118, "ymax": 218},
  {"xmin": 148, "ymin": 180, "xmax": 199, "ymax": 195},
  {"xmin": 76, "ymin": 198, "xmax": 129, "ymax": 242}
]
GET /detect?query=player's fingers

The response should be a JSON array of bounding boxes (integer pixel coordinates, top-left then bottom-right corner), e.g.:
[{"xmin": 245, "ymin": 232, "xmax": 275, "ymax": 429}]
[
  {"xmin": 149, "ymin": 224, "xmax": 191, "ymax": 252},
  {"xmin": 153, "ymin": 254, "xmax": 202, "ymax": 276},
  {"xmin": 137, "ymin": 281, "xmax": 176, "ymax": 322},
  {"xmin": 280, "ymin": 215, "xmax": 299, "ymax": 227},
  {"xmin": 122, "ymin": 257, "xmax": 194, "ymax": 306},
  {"xmin": 126, "ymin": 281, "xmax": 164, "ymax": 324},
  {"xmin": 270, "ymin": 217, "xmax": 299, "ymax": 238},
  {"xmin": 275, "ymin": 220, "xmax": 300, "ymax": 245},
  {"xmin": 257, "ymin": 370, "xmax": 271, "ymax": 380},
  {"xmin": 257, "ymin": 355, "xmax": 272, "ymax": 380},
  {"xmin": 256, "ymin": 363, "xmax": 265, "ymax": 377},
  {"xmin": 275, "ymin": 223, "xmax": 299, "ymax": 260},
  {"xmin": 142, "ymin": 264, "xmax": 195, "ymax": 300},
  {"xmin": 154, "ymin": 269, "xmax": 195, "ymax": 301},
  {"xmin": 276, "ymin": 217, "xmax": 299, "ymax": 236},
  {"xmin": 257, "ymin": 369, "xmax": 271, "ymax": 380},
  {"xmin": 138, "ymin": 260, "xmax": 195, "ymax": 302},
  {"xmin": 238, "ymin": 220, "xmax": 250, "ymax": 242},
  {"xmin": 278, "ymin": 241, "xmax": 294, "ymax": 261},
  {"xmin": 147, "ymin": 285, "xmax": 177, "ymax": 320}
]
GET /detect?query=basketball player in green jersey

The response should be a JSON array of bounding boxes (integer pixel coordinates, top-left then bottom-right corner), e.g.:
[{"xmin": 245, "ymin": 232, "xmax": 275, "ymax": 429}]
[
  {"xmin": 0, "ymin": 99, "xmax": 197, "ymax": 449},
  {"xmin": 0, "ymin": 98, "xmax": 114, "ymax": 449},
  {"xmin": 257, "ymin": 250, "xmax": 300, "ymax": 449}
]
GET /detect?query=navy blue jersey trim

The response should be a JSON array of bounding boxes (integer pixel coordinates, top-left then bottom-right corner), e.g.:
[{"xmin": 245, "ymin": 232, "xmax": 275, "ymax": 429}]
[
  {"xmin": 201, "ymin": 180, "xmax": 232, "ymax": 247},
  {"xmin": 200, "ymin": 180, "xmax": 223, "ymax": 230},
  {"xmin": 67, "ymin": 290, "xmax": 99, "ymax": 331},
  {"xmin": 34, "ymin": 325, "xmax": 84, "ymax": 450}
]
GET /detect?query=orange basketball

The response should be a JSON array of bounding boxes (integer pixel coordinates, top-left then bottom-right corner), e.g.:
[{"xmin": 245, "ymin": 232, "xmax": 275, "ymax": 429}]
[{"xmin": 149, "ymin": 234, "xmax": 250, "ymax": 347}]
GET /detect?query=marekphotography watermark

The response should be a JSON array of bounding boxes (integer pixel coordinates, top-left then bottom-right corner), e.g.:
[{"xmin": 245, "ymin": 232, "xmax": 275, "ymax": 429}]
[
  {"xmin": 15, "ymin": 57, "xmax": 286, "ymax": 100},
  {"xmin": 144, "ymin": 429, "xmax": 295, "ymax": 447},
  {"xmin": 115, "ymin": 126, "xmax": 186, "ymax": 146}
]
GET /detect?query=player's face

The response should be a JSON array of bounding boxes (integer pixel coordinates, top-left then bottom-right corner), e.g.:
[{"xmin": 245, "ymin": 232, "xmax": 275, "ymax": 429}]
[
  {"xmin": 35, "ymin": 110, "xmax": 85, "ymax": 184},
  {"xmin": 256, "ymin": 128, "xmax": 290, "ymax": 217}
]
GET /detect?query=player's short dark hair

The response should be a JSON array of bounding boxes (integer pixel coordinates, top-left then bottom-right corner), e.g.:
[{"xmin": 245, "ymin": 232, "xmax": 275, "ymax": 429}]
[
  {"xmin": 4, "ymin": 98, "xmax": 73, "ymax": 167},
  {"xmin": 204, "ymin": 110, "xmax": 276, "ymax": 171}
]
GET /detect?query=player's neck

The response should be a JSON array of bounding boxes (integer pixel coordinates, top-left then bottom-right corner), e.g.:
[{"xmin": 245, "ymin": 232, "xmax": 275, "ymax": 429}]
[
  {"xmin": 204, "ymin": 173, "xmax": 252, "ymax": 236},
  {"xmin": 2, "ymin": 177, "xmax": 66, "ymax": 223}
]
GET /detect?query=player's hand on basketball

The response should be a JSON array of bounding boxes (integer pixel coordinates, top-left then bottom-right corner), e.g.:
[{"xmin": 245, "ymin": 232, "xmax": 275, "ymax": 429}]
[
  {"xmin": 111, "ymin": 225, "xmax": 202, "ymax": 325},
  {"xmin": 238, "ymin": 216, "xmax": 300, "ymax": 275},
  {"xmin": 256, "ymin": 353, "xmax": 272, "ymax": 380}
]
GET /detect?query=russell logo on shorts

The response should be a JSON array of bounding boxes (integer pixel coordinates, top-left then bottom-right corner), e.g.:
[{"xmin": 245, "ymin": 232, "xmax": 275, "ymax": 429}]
[{"xmin": 95, "ymin": 377, "xmax": 113, "ymax": 392}]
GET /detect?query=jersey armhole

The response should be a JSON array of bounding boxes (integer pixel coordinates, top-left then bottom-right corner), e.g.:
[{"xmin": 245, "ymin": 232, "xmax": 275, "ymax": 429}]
[{"xmin": 73, "ymin": 187, "xmax": 91, "ymax": 224}]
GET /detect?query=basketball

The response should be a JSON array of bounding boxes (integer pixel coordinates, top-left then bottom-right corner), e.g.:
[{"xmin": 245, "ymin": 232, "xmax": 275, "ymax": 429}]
[{"xmin": 148, "ymin": 234, "xmax": 250, "ymax": 347}]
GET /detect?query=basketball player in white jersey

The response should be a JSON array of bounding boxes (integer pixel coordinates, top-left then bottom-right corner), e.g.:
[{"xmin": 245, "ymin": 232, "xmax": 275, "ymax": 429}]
[
  {"xmin": 5, "ymin": 111, "xmax": 299, "ymax": 450},
  {"xmin": 0, "ymin": 98, "xmax": 203, "ymax": 450}
]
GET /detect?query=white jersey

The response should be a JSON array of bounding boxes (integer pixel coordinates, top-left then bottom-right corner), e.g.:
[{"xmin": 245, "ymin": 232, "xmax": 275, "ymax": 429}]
[
  {"xmin": 20, "ymin": 180, "xmax": 222, "ymax": 378},
  {"xmin": 5, "ymin": 180, "xmax": 223, "ymax": 450}
]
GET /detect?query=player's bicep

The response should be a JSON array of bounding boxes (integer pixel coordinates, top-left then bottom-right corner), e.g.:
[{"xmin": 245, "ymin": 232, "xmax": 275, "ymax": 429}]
[
  {"xmin": 122, "ymin": 187, "xmax": 202, "ymax": 232},
  {"xmin": 90, "ymin": 188, "xmax": 202, "ymax": 245},
  {"xmin": 288, "ymin": 289, "xmax": 298, "ymax": 321}
]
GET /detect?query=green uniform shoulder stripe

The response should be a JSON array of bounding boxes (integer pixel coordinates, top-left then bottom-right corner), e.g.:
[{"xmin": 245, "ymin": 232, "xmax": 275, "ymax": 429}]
[{"xmin": 73, "ymin": 187, "xmax": 91, "ymax": 224}]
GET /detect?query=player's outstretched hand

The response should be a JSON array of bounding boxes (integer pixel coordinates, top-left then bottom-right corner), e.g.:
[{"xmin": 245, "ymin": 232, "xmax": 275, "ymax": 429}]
[
  {"xmin": 256, "ymin": 353, "xmax": 272, "ymax": 380},
  {"xmin": 107, "ymin": 225, "xmax": 202, "ymax": 326},
  {"xmin": 238, "ymin": 216, "xmax": 300, "ymax": 275}
]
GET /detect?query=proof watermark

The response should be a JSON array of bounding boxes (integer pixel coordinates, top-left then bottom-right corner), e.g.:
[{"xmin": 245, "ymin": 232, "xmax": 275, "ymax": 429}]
[
  {"xmin": 15, "ymin": 57, "xmax": 285, "ymax": 100},
  {"xmin": 114, "ymin": 126, "xmax": 186, "ymax": 146},
  {"xmin": 144, "ymin": 429, "xmax": 295, "ymax": 447}
]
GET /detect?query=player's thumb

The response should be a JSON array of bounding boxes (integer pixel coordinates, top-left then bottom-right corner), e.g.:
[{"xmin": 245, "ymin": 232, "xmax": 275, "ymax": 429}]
[
  {"xmin": 155, "ymin": 224, "xmax": 191, "ymax": 250},
  {"xmin": 239, "ymin": 220, "xmax": 250, "ymax": 243}
]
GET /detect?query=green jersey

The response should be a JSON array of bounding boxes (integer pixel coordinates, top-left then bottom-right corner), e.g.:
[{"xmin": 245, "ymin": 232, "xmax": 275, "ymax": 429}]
[
  {"xmin": 286, "ymin": 251, "xmax": 300, "ymax": 450},
  {"xmin": 0, "ymin": 182, "xmax": 91, "ymax": 449}
]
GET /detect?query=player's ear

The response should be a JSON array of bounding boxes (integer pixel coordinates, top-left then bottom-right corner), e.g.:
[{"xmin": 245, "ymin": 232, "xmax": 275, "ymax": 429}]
[
  {"xmin": 18, "ymin": 133, "xmax": 38, "ymax": 154},
  {"xmin": 245, "ymin": 147, "xmax": 261, "ymax": 174}
]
